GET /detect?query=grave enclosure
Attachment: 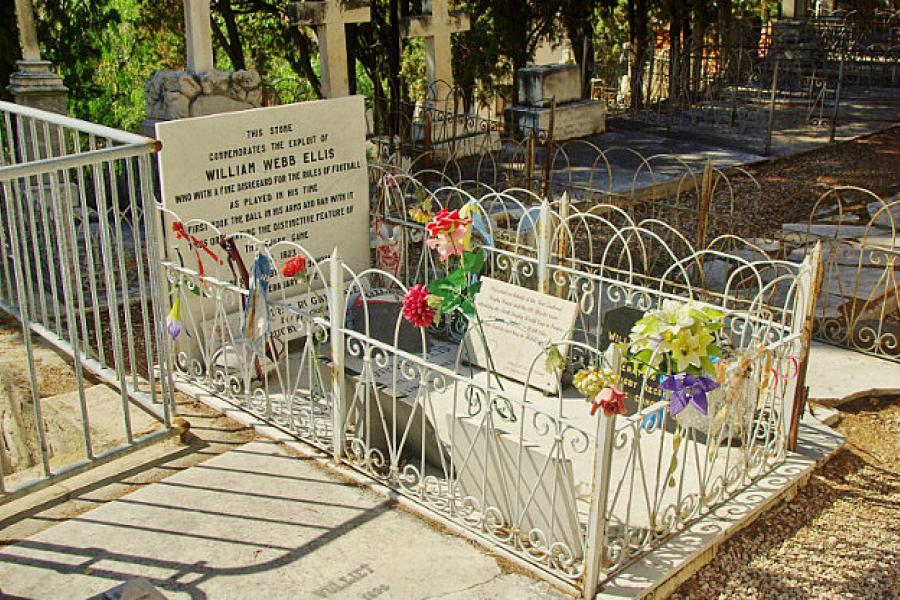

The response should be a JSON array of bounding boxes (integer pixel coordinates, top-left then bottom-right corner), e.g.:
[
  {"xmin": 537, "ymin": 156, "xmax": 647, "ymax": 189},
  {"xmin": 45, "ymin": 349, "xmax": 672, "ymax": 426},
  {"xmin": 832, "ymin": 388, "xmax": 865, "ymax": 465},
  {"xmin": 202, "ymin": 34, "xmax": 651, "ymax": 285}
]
[
  {"xmin": 146, "ymin": 97, "xmax": 819, "ymax": 595},
  {"xmin": 1, "ymin": 0, "xmax": 896, "ymax": 594}
]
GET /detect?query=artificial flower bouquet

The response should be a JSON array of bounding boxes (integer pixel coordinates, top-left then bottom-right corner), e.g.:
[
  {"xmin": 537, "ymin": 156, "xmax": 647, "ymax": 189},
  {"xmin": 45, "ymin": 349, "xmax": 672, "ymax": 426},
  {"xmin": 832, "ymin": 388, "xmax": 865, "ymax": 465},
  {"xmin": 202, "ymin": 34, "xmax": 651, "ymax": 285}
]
[
  {"xmin": 627, "ymin": 299, "xmax": 728, "ymax": 429},
  {"xmin": 401, "ymin": 206, "xmax": 506, "ymax": 393}
]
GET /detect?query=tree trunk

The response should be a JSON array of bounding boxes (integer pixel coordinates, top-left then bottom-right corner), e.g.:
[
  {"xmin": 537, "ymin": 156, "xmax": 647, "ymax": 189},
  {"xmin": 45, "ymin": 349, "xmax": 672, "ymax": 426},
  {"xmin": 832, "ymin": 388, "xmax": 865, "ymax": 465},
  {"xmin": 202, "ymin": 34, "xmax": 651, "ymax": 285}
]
[
  {"xmin": 285, "ymin": 27, "xmax": 322, "ymax": 98},
  {"xmin": 562, "ymin": 1, "xmax": 596, "ymax": 99},
  {"xmin": 215, "ymin": 0, "xmax": 246, "ymax": 71},
  {"xmin": 347, "ymin": 23, "xmax": 358, "ymax": 96},
  {"xmin": 669, "ymin": 0, "xmax": 681, "ymax": 103},
  {"xmin": 632, "ymin": 0, "xmax": 649, "ymax": 109}
]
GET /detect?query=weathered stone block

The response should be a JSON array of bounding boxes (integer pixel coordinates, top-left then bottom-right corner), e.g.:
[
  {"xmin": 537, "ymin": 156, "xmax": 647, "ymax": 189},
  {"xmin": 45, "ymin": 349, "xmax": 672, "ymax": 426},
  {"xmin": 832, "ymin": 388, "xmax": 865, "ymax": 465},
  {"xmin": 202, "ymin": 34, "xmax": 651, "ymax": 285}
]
[
  {"xmin": 504, "ymin": 99, "xmax": 605, "ymax": 140},
  {"xmin": 179, "ymin": 75, "xmax": 202, "ymax": 99},
  {"xmin": 163, "ymin": 91, "xmax": 190, "ymax": 119},
  {"xmin": 190, "ymin": 95, "xmax": 253, "ymax": 117},
  {"xmin": 232, "ymin": 69, "xmax": 261, "ymax": 91},
  {"xmin": 200, "ymin": 69, "xmax": 232, "ymax": 96},
  {"xmin": 516, "ymin": 63, "xmax": 582, "ymax": 108}
]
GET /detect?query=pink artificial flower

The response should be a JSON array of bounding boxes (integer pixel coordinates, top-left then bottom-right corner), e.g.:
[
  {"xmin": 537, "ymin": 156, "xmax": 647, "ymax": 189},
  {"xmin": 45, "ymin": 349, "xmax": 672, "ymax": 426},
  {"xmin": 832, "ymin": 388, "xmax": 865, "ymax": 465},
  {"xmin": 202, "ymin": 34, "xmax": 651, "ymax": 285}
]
[
  {"xmin": 401, "ymin": 284, "xmax": 436, "ymax": 328},
  {"xmin": 425, "ymin": 224, "xmax": 470, "ymax": 261},
  {"xmin": 590, "ymin": 386, "xmax": 627, "ymax": 417}
]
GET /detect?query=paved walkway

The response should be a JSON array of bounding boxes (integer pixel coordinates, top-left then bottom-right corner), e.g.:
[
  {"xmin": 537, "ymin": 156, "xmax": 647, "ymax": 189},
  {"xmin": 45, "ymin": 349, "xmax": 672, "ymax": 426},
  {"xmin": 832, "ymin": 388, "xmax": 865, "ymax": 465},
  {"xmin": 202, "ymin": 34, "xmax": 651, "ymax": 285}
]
[{"xmin": 0, "ymin": 440, "xmax": 569, "ymax": 600}]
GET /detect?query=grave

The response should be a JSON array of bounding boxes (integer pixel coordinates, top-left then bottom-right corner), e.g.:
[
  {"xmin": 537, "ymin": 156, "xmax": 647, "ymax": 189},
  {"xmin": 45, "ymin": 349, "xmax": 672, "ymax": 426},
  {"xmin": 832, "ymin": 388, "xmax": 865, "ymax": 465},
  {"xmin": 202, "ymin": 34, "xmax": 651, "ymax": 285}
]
[
  {"xmin": 288, "ymin": 0, "xmax": 371, "ymax": 98},
  {"xmin": 399, "ymin": 1, "xmax": 499, "ymax": 159},
  {"xmin": 504, "ymin": 63, "xmax": 606, "ymax": 140},
  {"xmin": 7, "ymin": 0, "xmax": 68, "ymax": 115},
  {"xmin": 401, "ymin": 0, "xmax": 471, "ymax": 100}
]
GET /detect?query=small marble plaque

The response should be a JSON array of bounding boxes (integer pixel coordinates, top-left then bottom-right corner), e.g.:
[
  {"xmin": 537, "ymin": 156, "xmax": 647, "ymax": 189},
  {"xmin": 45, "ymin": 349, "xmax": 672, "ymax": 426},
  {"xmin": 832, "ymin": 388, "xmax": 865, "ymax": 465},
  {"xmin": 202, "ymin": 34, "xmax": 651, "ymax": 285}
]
[{"xmin": 467, "ymin": 277, "xmax": 579, "ymax": 393}]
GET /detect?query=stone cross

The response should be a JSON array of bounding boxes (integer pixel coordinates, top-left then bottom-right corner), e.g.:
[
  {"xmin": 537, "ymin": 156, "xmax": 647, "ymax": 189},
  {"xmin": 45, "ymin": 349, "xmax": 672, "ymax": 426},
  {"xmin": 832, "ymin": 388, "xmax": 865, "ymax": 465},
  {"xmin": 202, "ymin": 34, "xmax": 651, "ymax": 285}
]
[
  {"xmin": 183, "ymin": 0, "xmax": 214, "ymax": 73},
  {"xmin": 289, "ymin": 0, "xmax": 371, "ymax": 98},
  {"xmin": 14, "ymin": 0, "xmax": 41, "ymax": 61},
  {"xmin": 401, "ymin": 0, "xmax": 470, "ymax": 98}
]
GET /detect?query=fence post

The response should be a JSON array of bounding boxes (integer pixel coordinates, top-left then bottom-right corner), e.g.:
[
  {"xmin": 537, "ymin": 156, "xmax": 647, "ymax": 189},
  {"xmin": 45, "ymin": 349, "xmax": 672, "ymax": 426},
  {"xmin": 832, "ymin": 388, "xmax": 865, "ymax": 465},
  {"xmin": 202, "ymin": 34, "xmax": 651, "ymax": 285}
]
[
  {"xmin": 696, "ymin": 158, "xmax": 714, "ymax": 249},
  {"xmin": 788, "ymin": 241, "xmax": 825, "ymax": 451},
  {"xmin": 541, "ymin": 97, "xmax": 556, "ymax": 199},
  {"xmin": 582, "ymin": 413, "xmax": 617, "ymax": 598},
  {"xmin": 555, "ymin": 191, "xmax": 570, "ymax": 298},
  {"xmin": 764, "ymin": 58, "xmax": 780, "ymax": 156},
  {"xmin": 829, "ymin": 58, "xmax": 844, "ymax": 143},
  {"xmin": 525, "ymin": 132, "xmax": 536, "ymax": 192},
  {"xmin": 329, "ymin": 248, "xmax": 347, "ymax": 460},
  {"xmin": 536, "ymin": 199, "xmax": 552, "ymax": 295}
]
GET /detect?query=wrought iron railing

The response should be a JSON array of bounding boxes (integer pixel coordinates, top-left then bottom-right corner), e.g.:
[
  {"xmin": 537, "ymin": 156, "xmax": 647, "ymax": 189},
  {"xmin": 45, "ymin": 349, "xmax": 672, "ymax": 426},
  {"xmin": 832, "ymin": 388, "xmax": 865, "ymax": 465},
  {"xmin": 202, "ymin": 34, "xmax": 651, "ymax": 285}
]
[{"xmin": 0, "ymin": 101, "xmax": 173, "ymax": 501}]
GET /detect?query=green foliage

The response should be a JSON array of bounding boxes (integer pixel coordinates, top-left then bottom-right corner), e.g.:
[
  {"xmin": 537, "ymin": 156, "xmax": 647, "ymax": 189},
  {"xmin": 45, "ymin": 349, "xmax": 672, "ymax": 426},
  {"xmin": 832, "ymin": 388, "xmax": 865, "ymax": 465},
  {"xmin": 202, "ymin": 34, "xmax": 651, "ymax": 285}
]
[{"xmin": 426, "ymin": 250, "xmax": 485, "ymax": 319}]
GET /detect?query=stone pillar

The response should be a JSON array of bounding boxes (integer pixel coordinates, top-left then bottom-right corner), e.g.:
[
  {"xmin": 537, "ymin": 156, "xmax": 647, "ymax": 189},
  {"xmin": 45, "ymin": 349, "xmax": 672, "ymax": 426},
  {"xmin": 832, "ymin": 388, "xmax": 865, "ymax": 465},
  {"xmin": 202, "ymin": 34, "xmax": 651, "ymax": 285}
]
[
  {"xmin": 8, "ymin": 0, "xmax": 68, "ymax": 114},
  {"xmin": 183, "ymin": 0, "xmax": 214, "ymax": 73}
]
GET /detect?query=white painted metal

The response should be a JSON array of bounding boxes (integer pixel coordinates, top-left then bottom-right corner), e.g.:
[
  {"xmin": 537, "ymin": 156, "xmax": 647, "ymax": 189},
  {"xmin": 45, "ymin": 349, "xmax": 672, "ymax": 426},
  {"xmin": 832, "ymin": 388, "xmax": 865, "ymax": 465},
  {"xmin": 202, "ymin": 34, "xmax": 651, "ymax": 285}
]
[{"xmin": 0, "ymin": 102, "xmax": 172, "ymax": 501}]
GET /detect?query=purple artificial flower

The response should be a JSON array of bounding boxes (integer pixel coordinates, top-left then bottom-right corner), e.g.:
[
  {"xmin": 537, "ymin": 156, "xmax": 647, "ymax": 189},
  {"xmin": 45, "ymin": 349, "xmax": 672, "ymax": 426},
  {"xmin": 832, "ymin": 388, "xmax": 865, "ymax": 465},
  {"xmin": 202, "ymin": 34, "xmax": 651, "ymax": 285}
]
[
  {"xmin": 166, "ymin": 295, "xmax": 190, "ymax": 341},
  {"xmin": 661, "ymin": 373, "xmax": 719, "ymax": 417}
]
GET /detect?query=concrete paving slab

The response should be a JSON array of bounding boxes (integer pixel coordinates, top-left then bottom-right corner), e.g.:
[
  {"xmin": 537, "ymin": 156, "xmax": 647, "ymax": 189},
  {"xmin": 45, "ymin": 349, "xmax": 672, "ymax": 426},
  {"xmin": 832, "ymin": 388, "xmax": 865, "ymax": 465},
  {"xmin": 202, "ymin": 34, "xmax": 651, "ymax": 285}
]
[
  {"xmin": 806, "ymin": 342, "xmax": 900, "ymax": 405},
  {"xmin": 0, "ymin": 440, "xmax": 572, "ymax": 600}
]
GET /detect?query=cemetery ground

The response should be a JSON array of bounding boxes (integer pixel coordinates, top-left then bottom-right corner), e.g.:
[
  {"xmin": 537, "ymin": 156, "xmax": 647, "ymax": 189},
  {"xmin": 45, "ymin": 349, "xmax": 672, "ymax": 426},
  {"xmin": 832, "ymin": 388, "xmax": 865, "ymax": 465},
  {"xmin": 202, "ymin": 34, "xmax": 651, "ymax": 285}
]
[
  {"xmin": 673, "ymin": 394, "xmax": 900, "ymax": 600},
  {"xmin": 0, "ymin": 122, "xmax": 896, "ymax": 599}
]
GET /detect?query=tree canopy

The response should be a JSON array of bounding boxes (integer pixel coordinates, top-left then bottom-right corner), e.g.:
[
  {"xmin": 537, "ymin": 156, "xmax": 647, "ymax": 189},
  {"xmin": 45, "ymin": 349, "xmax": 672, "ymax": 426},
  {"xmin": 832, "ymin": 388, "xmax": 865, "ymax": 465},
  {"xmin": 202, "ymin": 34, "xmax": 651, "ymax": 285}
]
[{"xmin": 3, "ymin": 0, "xmax": 826, "ymax": 131}]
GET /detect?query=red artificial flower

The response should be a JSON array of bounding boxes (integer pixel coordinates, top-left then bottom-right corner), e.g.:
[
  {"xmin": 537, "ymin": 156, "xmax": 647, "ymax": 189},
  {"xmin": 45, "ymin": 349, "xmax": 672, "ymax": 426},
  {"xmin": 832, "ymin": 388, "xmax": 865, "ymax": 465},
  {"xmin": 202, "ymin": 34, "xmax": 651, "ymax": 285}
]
[
  {"xmin": 402, "ymin": 284, "xmax": 436, "ymax": 328},
  {"xmin": 281, "ymin": 255, "xmax": 308, "ymax": 278},
  {"xmin": 590, "ymin": 386, "xmax": 627, "ymax": 417},
  {"xmin": 425, "ymin": 208, "xmax": 471, "ymax": 238}
]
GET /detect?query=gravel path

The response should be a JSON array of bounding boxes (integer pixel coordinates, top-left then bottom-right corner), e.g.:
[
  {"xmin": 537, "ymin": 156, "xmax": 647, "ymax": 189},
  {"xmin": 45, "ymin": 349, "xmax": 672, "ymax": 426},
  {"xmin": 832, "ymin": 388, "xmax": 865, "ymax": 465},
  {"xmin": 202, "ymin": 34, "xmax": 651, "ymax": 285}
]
[{"xmin": 672, "ymin": 396, "xmax": 900, "ymax": 599}]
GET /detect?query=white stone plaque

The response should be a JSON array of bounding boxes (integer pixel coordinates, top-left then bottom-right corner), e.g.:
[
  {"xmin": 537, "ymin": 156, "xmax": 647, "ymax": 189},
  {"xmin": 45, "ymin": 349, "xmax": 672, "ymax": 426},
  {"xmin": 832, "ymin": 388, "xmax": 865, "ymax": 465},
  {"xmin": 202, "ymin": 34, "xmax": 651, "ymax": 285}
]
[
  {"xmin": 156, "ymin": 96, "xmax": 369, "ymax": 272},
  {"xmin": 467, "ymin": 277, "xmax": 579, "ymax": 393}
]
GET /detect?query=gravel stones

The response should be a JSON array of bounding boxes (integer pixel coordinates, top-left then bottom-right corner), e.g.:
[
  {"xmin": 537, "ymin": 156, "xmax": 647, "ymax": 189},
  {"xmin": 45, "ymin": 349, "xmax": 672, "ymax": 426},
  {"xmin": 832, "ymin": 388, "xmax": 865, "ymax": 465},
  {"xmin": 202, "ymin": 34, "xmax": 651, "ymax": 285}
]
[{"xmin": 672, "ymin": 396, "xmax": 900, "ymax": 600}]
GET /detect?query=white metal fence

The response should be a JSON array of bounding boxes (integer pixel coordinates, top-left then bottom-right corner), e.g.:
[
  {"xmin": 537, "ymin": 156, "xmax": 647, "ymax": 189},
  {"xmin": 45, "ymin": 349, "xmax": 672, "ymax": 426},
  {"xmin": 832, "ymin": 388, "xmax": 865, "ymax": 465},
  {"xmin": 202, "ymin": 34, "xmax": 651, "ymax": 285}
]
[
  {"xmin": 0, "ymin": 101, "xmax": 173, "ymax": 501},
  {"xmin": 164, "ymin": 174, "xmax": 817, "ymax": 596}
]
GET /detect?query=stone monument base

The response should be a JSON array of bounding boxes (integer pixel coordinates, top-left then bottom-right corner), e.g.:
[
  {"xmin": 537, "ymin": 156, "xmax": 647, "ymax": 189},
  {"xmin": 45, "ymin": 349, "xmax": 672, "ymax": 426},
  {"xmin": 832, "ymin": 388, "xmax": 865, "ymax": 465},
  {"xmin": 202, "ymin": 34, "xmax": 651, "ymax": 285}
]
[
  {"xmin": 142, "ymin": 69, "xmax": 263, "ymax": 136},
  {"xmin": 7, "ymin": 60, "xmax": 68, "ymax": 115},
  {"xmin": 504, "ymin": 99, "xmax": 606, "ymax": 140}
]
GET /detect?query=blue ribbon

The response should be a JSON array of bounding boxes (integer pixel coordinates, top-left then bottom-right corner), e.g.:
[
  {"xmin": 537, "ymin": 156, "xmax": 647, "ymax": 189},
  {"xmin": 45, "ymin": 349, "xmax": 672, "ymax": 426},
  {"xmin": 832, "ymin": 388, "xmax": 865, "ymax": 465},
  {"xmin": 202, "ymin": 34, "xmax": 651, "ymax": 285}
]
[{"xmin": 242, "ymin": 253, "xmax": 272, "ymax": 355}]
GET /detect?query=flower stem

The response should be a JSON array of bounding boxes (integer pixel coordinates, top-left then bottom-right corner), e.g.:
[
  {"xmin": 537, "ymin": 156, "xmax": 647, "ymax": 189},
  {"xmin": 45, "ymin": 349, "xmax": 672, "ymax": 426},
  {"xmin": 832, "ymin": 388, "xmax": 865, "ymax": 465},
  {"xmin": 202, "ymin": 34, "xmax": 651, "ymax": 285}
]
[{"xmin": 471, "ymin": 304, "xmax": 505, "ymax": 392}]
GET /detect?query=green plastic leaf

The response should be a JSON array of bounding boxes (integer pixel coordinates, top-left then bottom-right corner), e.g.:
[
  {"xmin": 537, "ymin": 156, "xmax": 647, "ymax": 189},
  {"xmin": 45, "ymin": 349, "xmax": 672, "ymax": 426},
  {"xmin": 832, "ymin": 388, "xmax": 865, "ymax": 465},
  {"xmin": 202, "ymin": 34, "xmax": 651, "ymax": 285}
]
[
  {"xmin": 441, "ymin": 295, "xmax": 461, "ymax": 313},
  {"xmin": 427, "ymin": 278, "xmax": 455, "ymax": 295},
  {"xmin": 447, "ymin": 268, "xmax": 467, "ymax": 287},
  {"xmin": 545, "ymin": 345, "xmax": 566, "ymax": 373},
  {"xmin": 459, "ymin": 299, "xmax": 475, "ymax": 317},
  {"xmin": 462, "ymin": 251, "xmax": 485, "ymax": 274}
]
